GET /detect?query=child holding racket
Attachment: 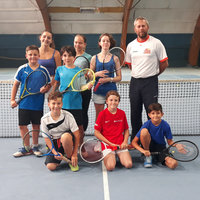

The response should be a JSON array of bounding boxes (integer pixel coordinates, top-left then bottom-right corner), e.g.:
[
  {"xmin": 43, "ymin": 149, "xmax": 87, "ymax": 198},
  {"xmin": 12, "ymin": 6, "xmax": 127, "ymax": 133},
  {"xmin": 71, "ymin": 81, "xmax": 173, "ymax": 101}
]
[
  {"xmin": 52, "ymin": 46, "xmax": 84, "ymax": 146},
  {"xmin": 40, "ymin": 91, "xmax": 80, "ymax": 171},
  {"xmin": 90, "ymin": 33, "xmax": 122, "ymax": 120},
  {"xmin": 131, "ymin": 103, "xmax": 178, "ymax": 169},
  {"xmin": 11, "ymin": 45, "xmax": 51, "ymax": 157},
  {"xmin": 73, "ymin": 34, "xmax": 92, "ymax": 132},
  {"xmin": 94, "ymin": 90, "xmax": 132, "ymax": 171}
]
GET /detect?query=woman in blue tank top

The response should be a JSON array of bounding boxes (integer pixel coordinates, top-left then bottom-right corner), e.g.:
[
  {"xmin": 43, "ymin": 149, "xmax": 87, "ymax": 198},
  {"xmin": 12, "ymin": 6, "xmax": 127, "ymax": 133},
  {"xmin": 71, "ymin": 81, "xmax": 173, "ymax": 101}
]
[
  {"xmin": 38, "ymin": 31, "xmax": 61, "ymax": 85},
  {"xmin": 90, "ymin": 33, "xmax": 122, "ymax": 120}
]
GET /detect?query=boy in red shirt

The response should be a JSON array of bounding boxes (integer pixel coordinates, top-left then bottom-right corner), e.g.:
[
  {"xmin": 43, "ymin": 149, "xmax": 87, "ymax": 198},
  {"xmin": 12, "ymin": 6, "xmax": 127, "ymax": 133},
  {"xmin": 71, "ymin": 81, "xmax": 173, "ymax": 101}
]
[{"xmin": 94, "ymin": 90, "xmax": 132, "ymax": 171}]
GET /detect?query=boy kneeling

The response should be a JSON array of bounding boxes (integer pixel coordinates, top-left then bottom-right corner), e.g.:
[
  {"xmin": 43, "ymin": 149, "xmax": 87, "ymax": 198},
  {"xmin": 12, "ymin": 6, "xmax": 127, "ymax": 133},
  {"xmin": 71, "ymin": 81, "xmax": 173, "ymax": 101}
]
[
  {"xmin": 131, "ymin": 103, "xmax": 178, "ymax": 169},
  {"xmin": 41, "ymin": 91, "xmax": 79, "ymax": 171}
]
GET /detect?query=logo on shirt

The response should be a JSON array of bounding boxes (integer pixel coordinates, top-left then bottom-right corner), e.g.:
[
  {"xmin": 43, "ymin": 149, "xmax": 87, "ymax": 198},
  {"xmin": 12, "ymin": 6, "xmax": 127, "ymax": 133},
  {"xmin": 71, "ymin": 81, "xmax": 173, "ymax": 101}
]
[
  {"xmin": 105, "ymin": 120, "xmax": 110, "ymax": 123},
  {"xmin": 144, "ymin": 48, "xmax": 151, "ymax": 54},
  {"xmin": 114, "ymin": 120, "xmax": 122, "ymax": 123},
  {"xmin": 24, "ymin": 71, "xmax": 28, "ymax": 75}
]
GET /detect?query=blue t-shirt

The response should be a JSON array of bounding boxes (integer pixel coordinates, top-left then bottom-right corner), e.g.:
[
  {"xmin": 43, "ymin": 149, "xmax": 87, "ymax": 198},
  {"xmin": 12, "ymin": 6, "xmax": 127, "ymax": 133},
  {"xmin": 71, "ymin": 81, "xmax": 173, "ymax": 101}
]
[
  {"xmin": 136, "ymin": 119, "xmax": 173, "ymax": 145},
  {"xmin": 94, "ymin": 55, "xmax": 117, "ymax": 96},
  {"xmin": 14, "ymin": 63, "xmax": 51, "ymax": 111},
  {"xmin": 55, "ymin": 65, "xmax": 82, "ymax": 109}
]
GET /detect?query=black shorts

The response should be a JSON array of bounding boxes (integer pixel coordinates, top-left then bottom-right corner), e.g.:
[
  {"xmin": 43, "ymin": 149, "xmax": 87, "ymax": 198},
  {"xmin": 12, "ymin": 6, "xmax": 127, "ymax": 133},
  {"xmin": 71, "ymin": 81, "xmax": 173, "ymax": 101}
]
[
  {"xmin": 44, "ymin": 131, "xmax": 75, "ymax": 165},
  {"xmin": 62, "ymin": 109, "xmax": 83, "ymax": 126},
  {"xmin": 18, "ymin": 109, "xmax": 43, "ymax": 126},
  {"xmin": 149, "ymin": 140, "xmax": 167, "ymax": 165}
]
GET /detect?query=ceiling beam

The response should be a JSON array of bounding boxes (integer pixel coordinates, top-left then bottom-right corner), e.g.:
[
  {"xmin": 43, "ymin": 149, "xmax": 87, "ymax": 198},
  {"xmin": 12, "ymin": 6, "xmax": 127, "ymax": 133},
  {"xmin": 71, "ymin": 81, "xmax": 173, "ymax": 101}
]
[
  {"xmin": 48, "ymin": 7, "xmax": 123, "ymax": 13},
  {"xmin": 35, "ymin": 0, "xmax": 51, "ymax": 32},
  {"xmin": 188, "ymin": 14, "xmax": 200, "ymax": 66},
  {"xmin": 120, "ymin": 0, "xmax": 134, "ymax": 53}
]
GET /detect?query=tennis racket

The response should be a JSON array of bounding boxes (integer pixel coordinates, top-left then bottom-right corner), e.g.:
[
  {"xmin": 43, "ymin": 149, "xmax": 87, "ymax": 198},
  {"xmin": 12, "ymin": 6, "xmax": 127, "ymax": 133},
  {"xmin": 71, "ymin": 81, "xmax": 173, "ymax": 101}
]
[
  {"xmin": 74, "ymin": 56, "xmax": 90, "ymax": 69},
  {"xmin": 61, "ymin": 68, "xmax": 95, "ymax": 94},
  {"xmin": 16, "ymin": 69, "xmax": 48, "ymax": 105},
  {"xmin": 93, "ymin": 47, "xmax": 125, "ymax": 92},
  {"xmin": 151, "ymin": 140, "xmax": 199, "ymax": 162},
  {"xmin": 80, "ymin": 138, "xmax": 119, "ymax": 164},
  {"xmin": 23, "ymin": 130, "xmax": 71, "ymax": 164}
]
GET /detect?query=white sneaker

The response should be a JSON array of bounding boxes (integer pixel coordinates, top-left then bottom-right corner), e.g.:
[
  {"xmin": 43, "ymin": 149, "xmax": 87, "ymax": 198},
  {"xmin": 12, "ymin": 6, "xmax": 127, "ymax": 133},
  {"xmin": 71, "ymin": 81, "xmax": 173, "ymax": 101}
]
[
  {"xmin": 13, "ymin": 147, "xmax": 32, "ymax": 157},
  {"xmin": 144, "ymin": 156, "xmax": 152, "ymax": 168},
  {"xmin": 32, "ymin": 145, "xmax": 42, "ymax": 156}
]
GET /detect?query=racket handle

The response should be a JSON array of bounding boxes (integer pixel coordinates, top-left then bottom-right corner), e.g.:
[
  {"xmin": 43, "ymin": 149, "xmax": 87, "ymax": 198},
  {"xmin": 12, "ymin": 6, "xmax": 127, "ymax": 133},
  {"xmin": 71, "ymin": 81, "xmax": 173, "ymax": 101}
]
[
  {"xmin": 16, "ymin": 99, "xmax": 21, "ymax": 105},
  {"xmin": 11, "ymin": 99, "xmax": 20, "ymax": 109},
  {"xmin": 62, "ymin": 156, "xmax": 72, "ymax": 164},
  {"xmin": 94, "ymin": 82, "xmax": 101, "ymax": 92}
]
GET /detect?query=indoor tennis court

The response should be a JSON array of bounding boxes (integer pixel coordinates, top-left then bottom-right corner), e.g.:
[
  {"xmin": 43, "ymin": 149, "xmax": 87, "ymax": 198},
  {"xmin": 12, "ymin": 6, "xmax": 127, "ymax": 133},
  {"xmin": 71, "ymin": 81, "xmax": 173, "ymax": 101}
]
[
  {"xmin": 0, "ymin": 67, "xmax": 200, "ymax": 200},
  {"xmin": 0, "ymin": 0, "xmax": 200, "ymax": 200}
]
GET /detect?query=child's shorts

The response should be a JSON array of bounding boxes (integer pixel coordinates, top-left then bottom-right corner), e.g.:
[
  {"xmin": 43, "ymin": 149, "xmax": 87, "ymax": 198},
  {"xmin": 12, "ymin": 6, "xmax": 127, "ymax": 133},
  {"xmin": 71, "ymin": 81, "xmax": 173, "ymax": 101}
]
[
  {"xmin": 18, "ymin": 109, "xmax": 43, "ymax": 126},
  {"xmin": 101, "ymin": 142, "xmax": 128, "ymax": 157},
  {"xmin": 62, "ymin": 109, "xmax": 83, "ymax": 126},
  {"xmin": 149, "ymin": 140, "xmax": 167, "ymax": 165},
  {"xmin": 45, "ymin": 131, "xmax": 75, "ymax": 165},
  {"xmin": 92, "ymin": 93, "xmax": 106, "ymax": 104}
]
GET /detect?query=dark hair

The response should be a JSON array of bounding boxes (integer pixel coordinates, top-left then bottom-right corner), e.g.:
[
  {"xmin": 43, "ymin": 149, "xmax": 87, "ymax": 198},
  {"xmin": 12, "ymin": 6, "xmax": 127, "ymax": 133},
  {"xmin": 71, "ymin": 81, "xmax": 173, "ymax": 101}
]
[
  {"xmin": 48, "ymin": 91, "xmax": 63, "ymax": 102},
  {"xmin": 25, "ymin": 45, "xmax": 39, "ymax": 53},
  {"xmin": 75, "ymin": 34, "xmax": 87, "ymax": 43},
  {"xmin": 148, "ymin": 103, "xmax": 163, "ymax": 113},
  {"xmin": 60, "ymin": 45, "xmax": 76, "ymax": 57},
  {"xmin": 106, "ymin": 90, "xmax": 120, "ymax": 102},
  {"xmin": 98, "ymin": 33, "xmax": 116, "ymax": 49}
]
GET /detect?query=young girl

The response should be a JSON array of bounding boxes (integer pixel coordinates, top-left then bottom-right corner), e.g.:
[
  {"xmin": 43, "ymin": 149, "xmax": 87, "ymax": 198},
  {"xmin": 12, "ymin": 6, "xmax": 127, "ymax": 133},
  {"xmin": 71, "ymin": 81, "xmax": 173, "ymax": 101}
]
[
  {"xmin": 38, "ymin": 30, "xmax": 61, "ymax": 92},
  {"xmin": 90, "ymin": 33, "xmax": 122, "ymax": 120},
  {"xmin": 73, "ymin": 34, "xmax": 92, "ymax": 132},
  {"xmin": 94, "ymin": 90, "xmax": 132, "ymax": 171},
  {"xmin": 52, "ymin": 46, "xmax": 84, "ymax": 146}
]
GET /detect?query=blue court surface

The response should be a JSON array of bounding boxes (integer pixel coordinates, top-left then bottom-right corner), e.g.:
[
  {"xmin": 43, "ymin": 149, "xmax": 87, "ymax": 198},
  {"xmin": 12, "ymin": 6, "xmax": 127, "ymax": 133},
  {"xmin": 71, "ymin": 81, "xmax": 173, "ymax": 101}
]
[
  {"xmin": 1, "ymin": 136, "xmax": 200, "ymax": 200},
  {"xmin": 0, "ymin": 66, "xmax": 200, "ymax": 200}
]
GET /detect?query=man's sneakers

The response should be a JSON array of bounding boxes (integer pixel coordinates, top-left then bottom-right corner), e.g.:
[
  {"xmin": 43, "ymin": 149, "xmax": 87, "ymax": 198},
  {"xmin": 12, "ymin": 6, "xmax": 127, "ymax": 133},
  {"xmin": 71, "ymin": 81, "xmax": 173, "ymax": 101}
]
[
  {"xmin": 13, "ymin": 146, "xmax": 33, "ymax": 157},
  {"xmin": 144, "ymin": 156, "xmax": 152, "ymax": 168},
  {"xmin": 13, "ymin": 145, "xmax": 42, "ymax": 157}
]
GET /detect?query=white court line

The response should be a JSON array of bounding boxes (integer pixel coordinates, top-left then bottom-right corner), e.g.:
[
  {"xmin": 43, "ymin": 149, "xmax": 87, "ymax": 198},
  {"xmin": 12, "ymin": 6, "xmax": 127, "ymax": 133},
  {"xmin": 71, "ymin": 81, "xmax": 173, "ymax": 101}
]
[{"xmin": 102, "ymin": 162, "xmax": 110, "ymax": 200}]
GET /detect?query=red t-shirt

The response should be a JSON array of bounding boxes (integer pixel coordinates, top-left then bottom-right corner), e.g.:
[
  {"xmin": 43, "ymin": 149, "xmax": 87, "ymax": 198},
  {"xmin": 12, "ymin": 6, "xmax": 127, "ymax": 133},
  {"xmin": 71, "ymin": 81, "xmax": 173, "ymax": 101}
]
[{"xmin": 94, "ymin": 108, "xmax": 129, "ymax": 145}]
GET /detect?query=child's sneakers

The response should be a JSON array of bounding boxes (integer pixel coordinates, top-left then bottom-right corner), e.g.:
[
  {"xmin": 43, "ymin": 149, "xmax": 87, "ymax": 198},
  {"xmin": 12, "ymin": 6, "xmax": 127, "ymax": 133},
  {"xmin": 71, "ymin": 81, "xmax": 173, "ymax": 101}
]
[
  {"xmin": 144, "ymin": 156, "xmax": 152, "ymax": 168},
  {"xmin": 68, "ymin": 163, "xmax": 79, "ymax": 172},
  {"xmin": 13, "ymin": 147, "xmax": 32, "ymax": 157},
  {"xmin": 32, "ymin": 145, "xmax": 42, "ymax": 156}
]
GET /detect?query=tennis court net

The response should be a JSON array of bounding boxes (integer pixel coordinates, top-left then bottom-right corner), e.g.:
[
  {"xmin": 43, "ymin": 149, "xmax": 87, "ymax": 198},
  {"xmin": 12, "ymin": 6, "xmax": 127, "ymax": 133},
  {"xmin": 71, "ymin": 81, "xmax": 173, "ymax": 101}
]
[{"xmin": 0, "ymin": 80, "xmax": 199, "ymax": 137}]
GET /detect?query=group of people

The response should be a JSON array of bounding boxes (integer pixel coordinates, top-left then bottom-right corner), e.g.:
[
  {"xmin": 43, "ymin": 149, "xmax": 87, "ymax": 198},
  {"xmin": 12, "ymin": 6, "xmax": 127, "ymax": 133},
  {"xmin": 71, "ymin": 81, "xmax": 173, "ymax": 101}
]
[{"xmin": 11, "ymin": 16, "xmax": 178, "ymax": 172}]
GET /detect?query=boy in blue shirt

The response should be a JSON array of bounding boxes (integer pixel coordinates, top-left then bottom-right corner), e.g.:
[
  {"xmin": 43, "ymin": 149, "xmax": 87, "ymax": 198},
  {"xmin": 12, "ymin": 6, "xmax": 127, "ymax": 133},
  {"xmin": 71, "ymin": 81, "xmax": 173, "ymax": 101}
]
[
  {"xmin": 131, "ymin": 103, "xmax": 178, "ymax": 169},
  {"xmin": 52, "ymin": 46, "xmax": 84, "ymax": 146},
  {"xmin": 11, "ymin": 45, "xmax": 51, "ymax": 157}
]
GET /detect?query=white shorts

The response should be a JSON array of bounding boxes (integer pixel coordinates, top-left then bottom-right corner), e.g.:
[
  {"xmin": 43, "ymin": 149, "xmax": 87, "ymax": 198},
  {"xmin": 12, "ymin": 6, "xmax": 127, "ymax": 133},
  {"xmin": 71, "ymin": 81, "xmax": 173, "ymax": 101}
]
[
  {"xmin": 101, "ymin": 142, "xmax": 128, "ymax": 157},
  {"xmin": 92, "ymin": 93, "xmax": 106, "ymax": 104}
]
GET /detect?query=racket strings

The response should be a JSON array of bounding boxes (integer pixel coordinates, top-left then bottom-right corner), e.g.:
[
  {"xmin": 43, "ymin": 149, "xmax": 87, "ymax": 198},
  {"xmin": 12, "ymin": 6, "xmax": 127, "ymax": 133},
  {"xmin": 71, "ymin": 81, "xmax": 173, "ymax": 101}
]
[
  {"xmin": 80, "ymin": 140, "xmax": 103, "ymax": 163},
  {"xmin": 26, "ymin": 71, "xmax": 47, "ymax": 93},
  {"xmin": 168, "ymin": 141, "xmax": 199, "ymax": 161},
  {"xmin": 72, "ymin": 69, "xmax": 94, "ymax": 91},
  {"xmin": 109, "ymin": 48, "xmax": 125, "ymax": 67}
]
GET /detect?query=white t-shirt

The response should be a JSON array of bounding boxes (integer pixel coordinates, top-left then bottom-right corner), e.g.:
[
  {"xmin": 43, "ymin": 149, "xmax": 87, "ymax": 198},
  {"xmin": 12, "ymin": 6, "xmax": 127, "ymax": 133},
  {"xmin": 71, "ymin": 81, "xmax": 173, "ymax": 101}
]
[
  {"xmin": 125, "ymin": 35, "xmax": 168, "ymax": 78},
  {"xmin": 41, "ymin": 110, "xmax": 79, "ymax": 139}
]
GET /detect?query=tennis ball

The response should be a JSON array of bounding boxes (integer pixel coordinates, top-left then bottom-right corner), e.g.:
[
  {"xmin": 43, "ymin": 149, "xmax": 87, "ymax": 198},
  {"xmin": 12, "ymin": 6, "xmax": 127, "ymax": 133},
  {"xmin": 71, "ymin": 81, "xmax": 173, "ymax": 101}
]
[{"xmin": 172, "ymin": 150, "xmax": 175, "ymax": 153}]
